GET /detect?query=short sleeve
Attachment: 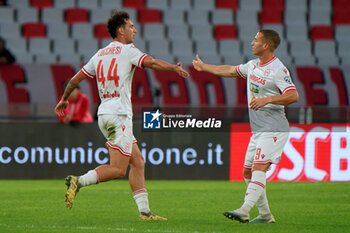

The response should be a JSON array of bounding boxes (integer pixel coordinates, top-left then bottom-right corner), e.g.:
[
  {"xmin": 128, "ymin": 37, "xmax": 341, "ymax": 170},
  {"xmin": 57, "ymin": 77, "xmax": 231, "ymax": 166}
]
[
  {"xmin": 235, "ymin": 61, "xmax": 251, "ymax": 79},
  {"xmin": 274, "ymin": 67, "xmax": 297, "ymax": 94},
  {"xmin": 127, "ymin": 44, "xmax": 149, "ymax": 68},
  {"xmin": 81, "ymin": 53, "xmax": 97, "ymax": 79}
]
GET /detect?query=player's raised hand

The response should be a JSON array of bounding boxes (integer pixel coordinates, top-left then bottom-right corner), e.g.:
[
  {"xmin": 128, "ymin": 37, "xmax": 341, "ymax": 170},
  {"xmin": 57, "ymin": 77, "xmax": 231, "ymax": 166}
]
[
  {"xmin": 175, "ymin": 62, "xmax": 190, "ymax": 78},
  {"xmin": 54, "ymin": 99, "xmax": 69, "ymax": 116},
  {"xmin": 192, "ymin": 54, "xmax": 204, "ymax": 71}
]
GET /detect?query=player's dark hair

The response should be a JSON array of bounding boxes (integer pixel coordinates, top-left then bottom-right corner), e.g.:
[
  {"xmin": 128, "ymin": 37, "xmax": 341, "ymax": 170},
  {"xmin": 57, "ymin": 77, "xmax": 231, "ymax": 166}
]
[
  {"xmin": 259, "ymin": 29, "xmax": 280, "ymax": 51},
  {"xmin": 107, "ymin": 11, "xmax": 130, "ymax": 39}
]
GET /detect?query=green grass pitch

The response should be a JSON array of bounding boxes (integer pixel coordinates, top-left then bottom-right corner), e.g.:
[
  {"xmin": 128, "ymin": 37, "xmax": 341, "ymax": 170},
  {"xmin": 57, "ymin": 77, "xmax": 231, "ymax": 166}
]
[{"xmin": 0, "ymin": 180, "xmax": 349, "ymax": 233}]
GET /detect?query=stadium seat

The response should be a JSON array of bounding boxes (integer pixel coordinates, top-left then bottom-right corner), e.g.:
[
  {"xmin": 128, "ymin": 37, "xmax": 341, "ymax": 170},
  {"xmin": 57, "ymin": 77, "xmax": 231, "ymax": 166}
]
[
  {"xmin": 175, "ymin": 55, "xmax": 195, "ymax": 65},
  {"xmin": 242, "ymin": 41, "xmax": 255, "ymax": 58},
  {"xmin": 237, "ymin": 23, "xmax": 260, "ymax": 41},
  {"xmin": 138, "ymin": 9, "xmax": 162, "ymax": 24},
  {"xmin": 65, "ymin": 8, "xmax": 89, "ymax": 25},
  {"xmin": 100, "ymin": 38, "xmax": 113, "ymax": 48},
  {"xmin": 313, "ymin": 41, "xmax": 337, "ymax": 59},
  {"xmin": 28, "ymin": 38, "xmax": 51, "ymax": 55},
  {"xmin": 46, "ymin": 23, "xmax": 69, "ymax": 39},
  {"xmin": 236, "ymin": 10, "xmax": 259, "ymax": 29},
  {"xmin": 147, "ymin": 39, "xmax": 171, "ymax": 57},
  {"xmin": 274, "ymin": 40, "xmax": 289, "ymax": 57},
  {"xmin": 0, "ymin": 7, "xmax": 15, "ymax": 23},
  {"xmin": 214, "ymin": 25, "xmax": 237, "ymax": 40},
  {"xmin": 35, "ymin": 54, "xmax": 57, "ymax": 63},
  {"xmin": 284, "ymin": 10, "xmax": 307, "ymax": 27},
  {"xmin": 310, "ymin": 25, "xmax": 333, "ymax": 41},
  {"xmin": 193, "ymin": 0, "xmax": 215, "ymax": 10},
  {"xmin": 198, "ymin": 54, "xmax": 222, "ymax": 65},
  {"xmin": 240, "ymin": 0, "xmax": 261, "ymax": 12},
  {"xmin": 216, "ymin": 0, "xmax": 238, "ymax": 11},
  {"xmin": 187, "ymin": 10, "xmax": 210, "ymax": 26},
  {"xmin": 90, "ymin": 9, "xmax": 112, "ymax": 24},
  {"xmin": 262, "ymin": 0, "xmax": 284, "ymax": 11},
  {"xmin": 317, "ymin": 56, "xmax": 339, "ymax": 66},
  {"xmin": 340, "ymin": 56, "xmax": 350, "ymax": 65},
  {"xmin": 16, "ymin": 8, "xmax": 39, "ymax": 24},
  {"xmin": 260, "ymin": 9, "xmax": 283, "ymax": 24},
  {"xmin": 76, "ymin": 0, "xmax": 99, "ymax": 10},
  {"xmin": 42, "ymin": 8, "xmax": 64, "ymax": 25},
  {"xmin": 285, "ymin": 0, "xmax": 307, "ymax": 12},
  {"xmin": 22, "ymin": 23, "xmax": 46, "ymax": 39},
  {"xmin": 223, "ymin": 55, "xmax": 245, "ymax": 65},
  {"xmin": 100, "ymin": 0, "xmax": 123, "ymax": 9},
  {"xmin": 8, "ymin": 0, "xmax": 30, "ymax": 8},
  {"xmin": 333, "ymin": 0, "xmax": 350, "ymax": 11},
  {"xmin": 211, "ymin": 9, "xmax": 234, "ymax": 25},
  {"xmin": 333, "ymin": 9, "xmax": 350, "ymax": 25},
  {"xmin": 53, "ymin": 38, "xmax": 76, "ymax": 55},
  {"xmin": 58, "ymin": 54, "xmax": 81, "ymax": 64},
  {"xmin": 289, "ymin": 41, "xmax": 313, "ymax": 58},
  {"xmin": 133, "ymin": 37, "xmax": 147, "ymax": 51},
  {"xmin": 54, "ymin": 0, "xmax": 76, "ymax": 9},
  {"xmin": 146, "ymin": 0, "xmax": 169, "ymax": 10},
  {"xmin": 171, "ymin": 39, "xmax": 194, "ymax": 57},
  {"xmin": 169, "ymin": 0, "xmax": 192, "ymax": 10},
  {"xmin": 293, "ymin": 54, "xmax": 317, "ymax": 66},
  {"xmin": 94, "ymin": 23, "xmax": 110, "ymax": 40},
  {"xmin": 219, "ymin": 40, "xmax": 241, "ymax": 56},
  {"xmin": 76, "ymin": 38, "xmax": 99, "ymax": 59},
  {"xmin": 71, "ymin": 23, "xmax": 94, "ymax": 39},
  {"xmin": 142, "ymin": 24, "xmax": 166, "ymax": 40},
  {"xmin": 337, "ymin": 41, "xmax": 350, "ymax": 60},
  {"xmin": 15, "ymin": 52, "xmax": 34, "ymax": 63},
  {"xmin": 31, "ymin": 0, "xmax": 53, "ymax": 9},
  {"xmin": 191, "ymin": 25, "xmax": 213, "ymax": 40},
  {"xmin": 5, "ymin": 38, "xmax": 27, "ymax": 54},
  {"xmin": 309, "ymin": 0, "xmax": 332, "ymax": 12},
  {"xmin": 163, "ymin": 9, "xmax": 186, "ymax": 26},
  {"xmin": 124, "ymin": 9, "xmax": 138, "ymax": 22},
  {"xmin": 167, "ymin": 24, "xmax": 190, "ymax": 40},
  {"xmin": 277, "ymin": 54, "xmax": 293, "ymax": 67},
  {"xmin": 0, "ymin": 22, "xmax": 21, "ymax": 40},
  {"xmin": 195, "ymin": 39, "xmax": 218, "ymax": 56},
  {"xmin": 286, "ymin": 24, "xmax": 309, "ymax": 42},
  {"xmin": 123, "ymin": 0, "xmax": 145, "ymax": 9},
  {"xmin": 309, "ymin": 10, "xmax": 331, "ymax": 26},
  {"xmin": 335, "ymin": 26, "xmax": 350, "ymax": 42}
]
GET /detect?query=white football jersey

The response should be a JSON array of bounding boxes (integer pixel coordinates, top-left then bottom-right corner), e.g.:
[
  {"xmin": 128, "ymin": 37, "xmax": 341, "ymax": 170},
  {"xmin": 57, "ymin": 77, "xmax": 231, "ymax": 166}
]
[
  {"xmin": 81, "ymin": 41, "xmax": 148, "ymax": 118},
  {"xmin": 236, "ymin": 56, "xmax": 297, "ymax": 132}
]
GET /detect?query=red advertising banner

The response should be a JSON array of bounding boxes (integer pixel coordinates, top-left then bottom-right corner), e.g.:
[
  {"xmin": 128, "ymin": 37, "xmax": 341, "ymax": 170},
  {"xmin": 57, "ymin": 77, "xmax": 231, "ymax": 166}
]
[{"xmin": 230, "ymin": 123, "xmax": 350, "ymax": 182}]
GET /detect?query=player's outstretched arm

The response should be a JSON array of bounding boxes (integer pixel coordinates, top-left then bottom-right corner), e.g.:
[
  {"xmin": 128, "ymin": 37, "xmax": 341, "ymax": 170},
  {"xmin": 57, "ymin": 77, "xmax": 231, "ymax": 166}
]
[
  {"xmin": 192, "ymin": 54, "xmax": 238, "ymax": 77},
  {"xmin": 54, "ymin": 71, "xmax": 87, "ymax": 117},
  {"xmin": 142, "ymin": 56, "xmax": 189, "ymax": 78}
]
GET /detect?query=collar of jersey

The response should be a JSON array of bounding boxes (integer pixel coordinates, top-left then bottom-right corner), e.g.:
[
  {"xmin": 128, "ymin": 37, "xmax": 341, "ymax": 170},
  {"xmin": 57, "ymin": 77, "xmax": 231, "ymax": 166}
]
[{"xmin": 258, "ymin": 56, "xmax": 277, "ymax": 67}]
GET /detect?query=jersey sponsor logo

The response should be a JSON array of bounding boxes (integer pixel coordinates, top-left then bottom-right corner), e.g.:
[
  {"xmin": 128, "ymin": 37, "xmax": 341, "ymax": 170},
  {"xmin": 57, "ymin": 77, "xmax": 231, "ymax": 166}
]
[
  {"xmin": 103, "ymin": 90, "xmax": 120, "ymax": 98},
  {"xmin": 284, "ymin": 76, "xmax": 293, "ymax": 85},
  {"xmin": 97, "ymin": 46, "xmax": 122, "ymax": 57},
  {"xmin": 249, "ymin": 82, "xmax": 260, "ymax": 93},
  {"xmin": 143, "ymin": 109, "xmax": 162, "ymax": 129},
  {"xmin": 273, "ymin": 137, "xmax": 277, "ymax": 143},
  {"xmin": 249, "ymin": 74, "xmax": 266, "ymax": 85},
  {"xmin": 264, "ymin": 69, "xmax": 271, "ymax": 76}
]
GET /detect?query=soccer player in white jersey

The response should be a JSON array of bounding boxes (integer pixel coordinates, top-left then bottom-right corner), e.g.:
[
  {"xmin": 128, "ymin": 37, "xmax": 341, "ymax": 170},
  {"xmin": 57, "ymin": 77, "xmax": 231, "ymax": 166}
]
[
  {"xmin": 54, "ymin": 11, "xmax": 189, "ymax": 221},
  {"xmin": 193, "ymin": 29, "xmax": 299, "ymax": 223}
]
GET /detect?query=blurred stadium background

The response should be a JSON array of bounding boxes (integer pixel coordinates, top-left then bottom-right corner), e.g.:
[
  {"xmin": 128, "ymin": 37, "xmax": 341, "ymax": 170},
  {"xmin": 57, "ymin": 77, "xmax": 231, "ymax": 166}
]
[{"xmin": 0, "ymin": 0, "xmax": 349, "ymax": 182}]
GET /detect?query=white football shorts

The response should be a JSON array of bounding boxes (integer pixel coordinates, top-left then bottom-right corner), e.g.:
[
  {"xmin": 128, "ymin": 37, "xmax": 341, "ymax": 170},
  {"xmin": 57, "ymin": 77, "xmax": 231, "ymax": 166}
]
[
  {"xmin": 244, "ymin": 132, "xmax": 289, "ymax": 169},
  {"xmin": 98, "ymin": 114, "xmax": 137, "ymax": 157}
]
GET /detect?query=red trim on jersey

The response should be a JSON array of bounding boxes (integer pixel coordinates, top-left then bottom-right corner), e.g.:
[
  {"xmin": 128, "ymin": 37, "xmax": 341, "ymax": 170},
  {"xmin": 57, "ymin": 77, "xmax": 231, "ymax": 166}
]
[
  {"xmin": 258, "ymin": 56, "xmax": 277, "ymax": 67},
  {"xmin": 253, "ymin": 159, "xmax": 274, "ymax": 165},
  {"xmin": 81, "ymin": 67, "xmax": 94, "ymax": 79},
  {"xmin": 243, "ymin": 165, "xmax": 252, "ymax": 169},
  {"xmin": 282, "ymin": 86, "xmax": 297, "ymax": 94},
  {"xmin": 105, "ymin": 141, "xmax": 132, "ymax": 157},
  {"xmin": 235, "ymin": 66, "xmax": 246, "ymax": 79},
  {"xmin": 250, "ymin": 181, "xmax": 265, "ymax": 189},
  {"xmin": 138, "ymin": 54, "xmax": 148, "ymax": 68}
]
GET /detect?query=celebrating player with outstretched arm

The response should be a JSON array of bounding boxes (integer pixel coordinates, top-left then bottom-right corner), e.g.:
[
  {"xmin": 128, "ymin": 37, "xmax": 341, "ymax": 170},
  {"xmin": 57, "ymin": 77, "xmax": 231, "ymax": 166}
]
[
  {"xmin": 193, "ymin": 29, "xmax": 298, "ymax": 223},
  {"xmin": 55, "ymin": 10, "xmax": 189, "ymax": 221}
]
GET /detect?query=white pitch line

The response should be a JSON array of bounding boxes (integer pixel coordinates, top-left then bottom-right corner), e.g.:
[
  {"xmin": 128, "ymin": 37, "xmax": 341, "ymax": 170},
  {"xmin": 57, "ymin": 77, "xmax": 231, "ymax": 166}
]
[{"xmin": 0, "ymin": 223, "xmax": 224, "ymax": 233}]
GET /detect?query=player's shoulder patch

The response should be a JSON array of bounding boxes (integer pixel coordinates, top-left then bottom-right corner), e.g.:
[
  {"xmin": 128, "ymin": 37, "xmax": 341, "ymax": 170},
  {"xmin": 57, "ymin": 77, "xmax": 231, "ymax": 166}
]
[{"xmin": 284, "ymin": 75, "xmax": 293, "ymax": 85}]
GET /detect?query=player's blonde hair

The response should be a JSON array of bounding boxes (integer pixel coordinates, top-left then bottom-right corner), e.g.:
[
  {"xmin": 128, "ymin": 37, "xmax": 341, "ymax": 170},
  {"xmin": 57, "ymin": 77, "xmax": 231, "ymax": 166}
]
[{"xmin": 259, "ymin": 29, "xmax": 280, "ymax": 51}]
